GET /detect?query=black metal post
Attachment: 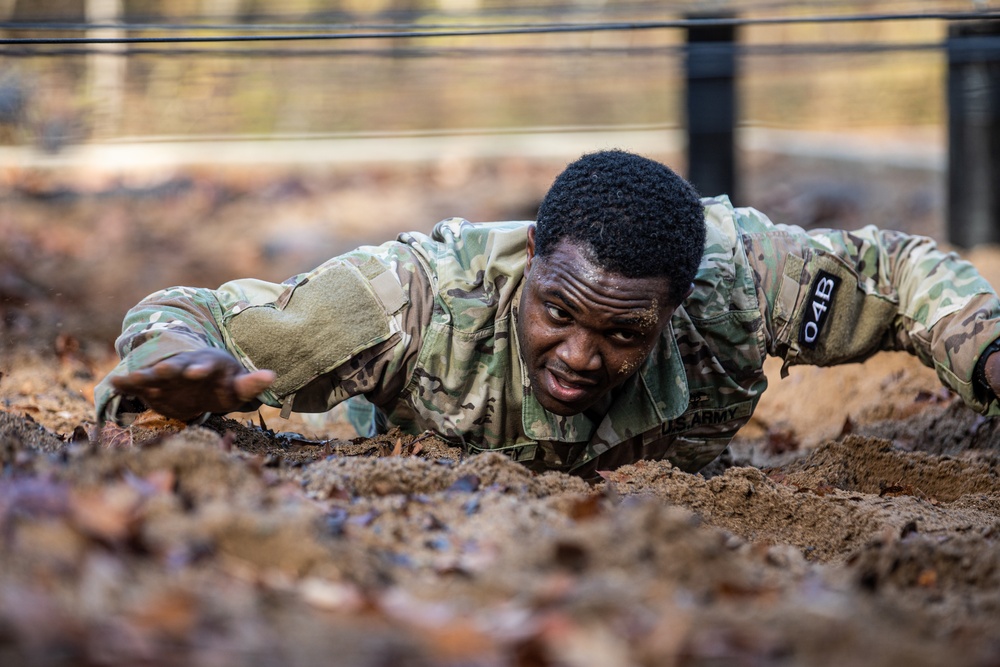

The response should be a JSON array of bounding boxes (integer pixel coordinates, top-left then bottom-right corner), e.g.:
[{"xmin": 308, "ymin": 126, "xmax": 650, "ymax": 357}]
[
  {"xmin": 947, "ymin": 20, "xmax": 1000, "ymax": 247},
  {"xmin": 685, "ymin": 15, "xmax": 738, "ymax": 199}
]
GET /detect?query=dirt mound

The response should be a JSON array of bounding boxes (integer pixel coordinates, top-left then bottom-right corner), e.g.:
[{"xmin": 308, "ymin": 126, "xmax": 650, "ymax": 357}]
[
  {"xmin": 778, "ymin": 435, "xmax": 1000, "ymax": 501},
  {"xmin": 857, "ymin": 399, "xmax": 1000, "ymax": 456}
]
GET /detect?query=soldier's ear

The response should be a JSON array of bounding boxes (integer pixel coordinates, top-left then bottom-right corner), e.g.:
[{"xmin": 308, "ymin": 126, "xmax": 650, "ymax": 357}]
[{"xmin": 525, "ymin": 225, "xmax": 537, "ymax": 271}]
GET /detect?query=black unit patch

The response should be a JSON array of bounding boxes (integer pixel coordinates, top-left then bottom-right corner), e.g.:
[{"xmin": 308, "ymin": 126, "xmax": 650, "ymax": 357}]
[{"xmin": 799, "ymin": 270, "xmax": 840, "ymax": 349}]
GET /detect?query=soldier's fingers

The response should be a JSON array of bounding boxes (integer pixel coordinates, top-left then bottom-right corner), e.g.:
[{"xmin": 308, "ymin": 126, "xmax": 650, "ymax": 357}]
[
  {"xmin": 985, "ymin": 350, "xmax": 1000, "ymax": 395},
  {"xmin": 149, "ymin": 357, "xmax": 190, "ymax": 378},
  {"xmin": 110, "ymin": 370, "xmax": 162, "ymax": 392},
  {"xmin": 181, "ymin": 359, "xmax": 222, "ymax": 381},
  {"xmin": 233, "ymin": 370, "xmax": 276, "ymax": 402},
  {"xmin": 109, "ymin": 374, "xmax": 140, "ymax": 392}
]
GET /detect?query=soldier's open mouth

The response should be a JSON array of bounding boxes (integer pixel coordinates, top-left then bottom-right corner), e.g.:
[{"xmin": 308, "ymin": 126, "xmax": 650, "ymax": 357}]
[{"xmin": 542, "ymin": 367, "xmax": 593, "ymax": 406}]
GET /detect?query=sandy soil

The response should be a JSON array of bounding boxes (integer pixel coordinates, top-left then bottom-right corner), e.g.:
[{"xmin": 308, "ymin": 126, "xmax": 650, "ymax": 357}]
[{"xmin": 1, "ymin": 157, "xmax": 999, "ymax": 666}]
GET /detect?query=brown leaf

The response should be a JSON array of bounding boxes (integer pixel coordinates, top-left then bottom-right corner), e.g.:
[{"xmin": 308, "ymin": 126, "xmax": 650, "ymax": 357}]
[
  {"xmin": 131, "ymin": 410, "xmax": 186, "ymax": 431},
  {"xmin": 879, "ymin": 481, "xmax": 915, "ymax": 498},
  {"xmin": 764, "ymin": 424, "xmax": 799, "ymax": 455},
  {"xmin": 391, "ymin": 437, "xmax": 403, "ymax": 457},
  {"xmin": 567, "ymin": 493, "xmax": 603, "ymax": 521},
  {"xmin": 916, "ymin": 568, "xmax": 938, "ymax": 588},
  {"xmin": 100, "ymin": 422, "xmax": 134, "ymax": 449},
  {"xmin": 69, "ymin": 483, "xmax": 142, "ymax": 543}
]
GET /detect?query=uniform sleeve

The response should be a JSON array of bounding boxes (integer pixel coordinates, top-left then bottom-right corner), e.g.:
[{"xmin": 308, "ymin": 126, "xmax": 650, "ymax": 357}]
[
  {"xmin": 95, "ymin": 242, "xmax": 433, "ymax": 424},
  {"xmin": 737, "ymin": 206, "xmax": 1000, "ymax": 415}
]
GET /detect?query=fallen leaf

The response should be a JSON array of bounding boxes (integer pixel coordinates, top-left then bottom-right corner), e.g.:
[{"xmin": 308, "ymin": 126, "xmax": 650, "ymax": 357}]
[
  {"xmin": 765, "ymin": 424, "xmax": 799, "ymax": 455},
  {"xmin": 100, "ymin": 422, "xmax": 134, "ymax": 449},
  {"xmin": 131, "ymin": 410, "xmax": 186, "ymax": 431},
  {"xmin": 69, "ymin": 483, "xmax": 142, "ymax": 543},
  {"xmin": 567, "ymin": 493, "xmax": 603, "ymax": 521}
]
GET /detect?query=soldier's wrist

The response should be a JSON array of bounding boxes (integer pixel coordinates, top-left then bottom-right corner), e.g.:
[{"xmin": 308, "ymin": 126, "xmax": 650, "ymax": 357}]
[{"xmin": 972, "ymin": 338, "xmax": 1000, "ymax": 403}]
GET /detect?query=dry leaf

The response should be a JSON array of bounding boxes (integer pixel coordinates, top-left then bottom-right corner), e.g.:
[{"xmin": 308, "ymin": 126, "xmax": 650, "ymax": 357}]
[
  {"xmin": 100, "ymin": 422, "xmax": 134, "ymax": 449},
  {"xmin": 69, "ymin": 483, "xmax": 142, "ymax": 543},
  {"xmin": 567, "ymin": 493, "xmax": 603, "ymax": 521},
  {"xmin": 131, "ymin": 410, "xmax": 186, "ymax": 431}
]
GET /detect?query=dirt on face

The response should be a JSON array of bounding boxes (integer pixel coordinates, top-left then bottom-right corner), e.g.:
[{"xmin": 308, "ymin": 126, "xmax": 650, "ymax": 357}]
[{"xmin": 2, "ymin": 158, "xmax": 999, "ymax": 666}]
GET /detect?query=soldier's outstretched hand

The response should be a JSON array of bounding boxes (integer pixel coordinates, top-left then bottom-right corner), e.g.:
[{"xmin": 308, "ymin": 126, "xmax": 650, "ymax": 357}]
[
  {"xmin": 985, "ymin": 350, "xmax": 1000, "ymax": 405},
  {"xmin": 110, "ymin": 348, "xmax": 276, "ymax": 422}
]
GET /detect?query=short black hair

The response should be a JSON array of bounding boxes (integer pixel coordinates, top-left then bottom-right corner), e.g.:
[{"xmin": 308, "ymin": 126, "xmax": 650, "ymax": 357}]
[{"xmin": 535, "ymin": 150, "xmax": 706, "ymax": 306}]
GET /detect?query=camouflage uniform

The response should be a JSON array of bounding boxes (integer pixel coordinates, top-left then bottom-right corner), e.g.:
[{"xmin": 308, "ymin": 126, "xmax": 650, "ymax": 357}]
[{"xmin": 96, "ymin": 196, "xmax": 1000, "ymax": 478}]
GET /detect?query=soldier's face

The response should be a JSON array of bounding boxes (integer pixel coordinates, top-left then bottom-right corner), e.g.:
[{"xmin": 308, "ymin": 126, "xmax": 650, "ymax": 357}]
[{"xmin": 518, "ymin": 227, "xmax": 678, "ymax": 416}]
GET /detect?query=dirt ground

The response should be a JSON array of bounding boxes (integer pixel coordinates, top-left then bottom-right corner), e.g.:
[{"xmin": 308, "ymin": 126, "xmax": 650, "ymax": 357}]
[{"xmin": 2, "ymin": 155, "xmax": 1000, "ymax": 666}]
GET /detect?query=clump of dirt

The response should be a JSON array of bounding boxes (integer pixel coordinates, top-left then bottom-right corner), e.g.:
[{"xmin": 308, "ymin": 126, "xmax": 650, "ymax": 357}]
[
  {"xmin": 777, "ymin": 435, "xmax": 1000, "ymax": 501},
  {"xmin": 602, "ymin": 437, "xmax": 1000, "ymax": 565},
  {"xmin": 856, "ymin": 398, "xmax": 1000, "ymax": 456},
  {"xmin": 0, "ymin": 409, "xmax": 65, "ymax": 454},
  {"xmin": 848, "ymin": 532, "xmax": 1000, "ymax": 652}
]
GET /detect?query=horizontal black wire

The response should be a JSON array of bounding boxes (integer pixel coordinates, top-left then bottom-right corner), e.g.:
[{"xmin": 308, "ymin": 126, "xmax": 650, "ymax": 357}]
[
  {"xmin": 0, "ymin": 0, "xmax": 926, "ymax": 26},
  {"xmin": 1, "ymin": 11, "xmax": 999, "ymax": 46},
  {"xmin": 6, "ymin": 36, "xmax": 1000, "ymax": 62},
  {"xmin": 3, "ymin": 11, "xmax": 992, "ymax": 32},
  {"xmin": 0, "ymin": 40, "xmax": 957, "ymax": 59}
]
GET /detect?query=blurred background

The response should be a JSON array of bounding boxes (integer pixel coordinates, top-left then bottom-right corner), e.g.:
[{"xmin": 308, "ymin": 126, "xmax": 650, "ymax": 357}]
[{"xmin": 0, "ymin": 0, "xmax": 998, "ymax": 351}]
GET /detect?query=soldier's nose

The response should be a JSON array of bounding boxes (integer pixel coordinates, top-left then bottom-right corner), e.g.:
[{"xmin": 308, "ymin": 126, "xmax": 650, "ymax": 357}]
[{"xmin": 556, "ymin": 331, "xmax": 601, "ymax": 373}]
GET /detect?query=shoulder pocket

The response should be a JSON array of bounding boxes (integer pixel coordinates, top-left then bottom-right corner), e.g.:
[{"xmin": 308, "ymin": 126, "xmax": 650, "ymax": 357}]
[
  {"xmin": 784, "ymin": 252, "xmax": 898, "ymax": 366},
  {"xmin": 225, "ymin": 261, "xmax": 402, "ymax": 397}
]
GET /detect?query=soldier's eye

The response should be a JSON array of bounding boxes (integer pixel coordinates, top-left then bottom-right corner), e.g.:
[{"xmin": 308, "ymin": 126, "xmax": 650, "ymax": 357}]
[
  {"xmin": 610, "ymin": 330, "xmax": 639, "ymax": 343},
  {"xmin": 545, "ymin": 304, "xmax": 570, "ymax": 322}
]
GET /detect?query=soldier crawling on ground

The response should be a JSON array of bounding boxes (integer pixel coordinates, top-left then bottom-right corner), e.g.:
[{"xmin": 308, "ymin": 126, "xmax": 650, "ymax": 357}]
[{"xmin": 96, "ymin": 150, "xmax": 1000, "ymax": 479}]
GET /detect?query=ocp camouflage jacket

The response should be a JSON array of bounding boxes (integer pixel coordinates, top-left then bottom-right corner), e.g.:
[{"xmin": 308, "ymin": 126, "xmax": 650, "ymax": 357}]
[{"xmin": 96, "ymin": 196, "xmax": 1000, "ymax": 478}]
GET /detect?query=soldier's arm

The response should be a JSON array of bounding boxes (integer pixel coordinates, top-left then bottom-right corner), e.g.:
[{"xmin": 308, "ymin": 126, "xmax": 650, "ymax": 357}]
[
  {"xmin": 737, "ymin": 208, "xmax": 1000, "ymax": 414},
  {"xmin": 96, "ymin": 243, "xmax": 431, "ymax": 424},
  {"xmin": 95, "ymin": 278, "xmax": 291, "ymax": 423}
]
